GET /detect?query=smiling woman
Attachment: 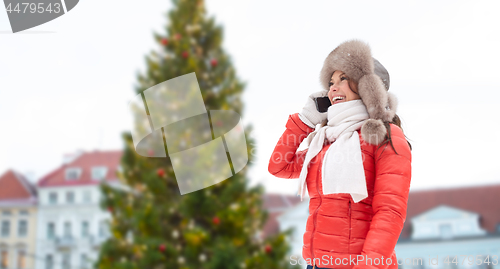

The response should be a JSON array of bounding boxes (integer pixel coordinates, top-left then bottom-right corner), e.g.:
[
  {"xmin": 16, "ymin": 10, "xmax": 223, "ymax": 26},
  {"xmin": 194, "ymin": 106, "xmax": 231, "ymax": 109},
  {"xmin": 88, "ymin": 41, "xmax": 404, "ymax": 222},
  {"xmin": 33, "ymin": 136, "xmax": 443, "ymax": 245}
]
[{"xmin": 268, "ymin": 39, "xmax": 413, "ymax": 269}]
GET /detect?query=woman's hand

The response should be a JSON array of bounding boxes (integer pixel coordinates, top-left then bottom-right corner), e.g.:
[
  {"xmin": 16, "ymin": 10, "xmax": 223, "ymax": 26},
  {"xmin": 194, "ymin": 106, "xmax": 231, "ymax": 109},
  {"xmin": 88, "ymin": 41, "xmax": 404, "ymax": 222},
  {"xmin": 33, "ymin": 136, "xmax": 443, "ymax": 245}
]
[{"xmin": 298, "ymin": 90, "xmax": 329, "ymax": 128}]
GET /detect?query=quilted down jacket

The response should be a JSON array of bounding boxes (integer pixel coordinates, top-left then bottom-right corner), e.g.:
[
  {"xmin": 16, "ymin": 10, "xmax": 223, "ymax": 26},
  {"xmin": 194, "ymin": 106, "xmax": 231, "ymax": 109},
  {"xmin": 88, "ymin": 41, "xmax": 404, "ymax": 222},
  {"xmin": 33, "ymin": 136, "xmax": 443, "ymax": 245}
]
[{"xmin": 268, "ymin": 113, "xmax": 412, "ymax": 269}]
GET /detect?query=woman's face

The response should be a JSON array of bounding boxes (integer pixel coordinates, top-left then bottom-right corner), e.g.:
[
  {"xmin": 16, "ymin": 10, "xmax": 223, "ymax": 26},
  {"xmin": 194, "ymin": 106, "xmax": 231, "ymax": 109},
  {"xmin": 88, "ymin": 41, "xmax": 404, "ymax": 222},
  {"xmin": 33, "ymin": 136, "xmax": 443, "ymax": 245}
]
[{"xmin": 328, "ymin": 70, "xmax": 361, "ymax": 105}]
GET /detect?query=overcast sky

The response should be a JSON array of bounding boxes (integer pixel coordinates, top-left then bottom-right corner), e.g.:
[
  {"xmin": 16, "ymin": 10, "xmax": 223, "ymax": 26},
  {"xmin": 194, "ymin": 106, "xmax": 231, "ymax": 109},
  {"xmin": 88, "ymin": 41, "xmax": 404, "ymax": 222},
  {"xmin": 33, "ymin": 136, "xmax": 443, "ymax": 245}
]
[{"xmin": 1, "ymin": 0, "xmax": 499, "ymax": 196}]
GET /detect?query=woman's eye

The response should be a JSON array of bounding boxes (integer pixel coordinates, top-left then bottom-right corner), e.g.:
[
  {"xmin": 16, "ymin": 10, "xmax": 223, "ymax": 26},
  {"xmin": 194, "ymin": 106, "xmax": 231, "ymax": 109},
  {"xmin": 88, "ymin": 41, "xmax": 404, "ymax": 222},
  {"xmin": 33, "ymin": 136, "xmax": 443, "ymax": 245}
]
[
  {"xmin": 329, "ymin": 82, "xmax": 333, "ymax": 86},
  {"xmin": 340, "ymin": 76, "xmax": 347, "ymax": 81}
]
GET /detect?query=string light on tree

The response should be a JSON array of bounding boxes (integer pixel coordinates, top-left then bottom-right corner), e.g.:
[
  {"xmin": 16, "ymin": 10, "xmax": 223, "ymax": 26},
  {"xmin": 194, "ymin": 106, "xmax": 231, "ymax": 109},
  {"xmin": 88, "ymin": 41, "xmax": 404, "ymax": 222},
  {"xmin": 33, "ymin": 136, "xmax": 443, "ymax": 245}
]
[
  {"xmin": 172, "ymin": 229, "xmax": 179, "ymax": 239},
  {"xmin": 230, "ymin": 202, "xmax": 239, "ymax": 210},
  {"xmin": 177, "ymin": 256, "xmax": 185, "ymax": 264}
]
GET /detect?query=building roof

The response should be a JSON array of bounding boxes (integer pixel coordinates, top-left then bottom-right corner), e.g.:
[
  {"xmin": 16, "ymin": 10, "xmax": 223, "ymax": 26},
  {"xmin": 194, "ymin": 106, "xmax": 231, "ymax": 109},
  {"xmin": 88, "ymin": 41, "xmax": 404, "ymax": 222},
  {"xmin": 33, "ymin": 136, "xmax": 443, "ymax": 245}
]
[
  {"xmin": 261, "ymin": 193, "xmax": 302, "ymax": 239},
  {"xmin": 0, "ymin": 169, "xmax": 37, "ymax": 203},
  {"xmin": 37, "ymin": 150, "xmax": 122, "ymax": 187},
  {"xmin": 401, "ymin": 183, "xmax": 500, "ymax": 239}
]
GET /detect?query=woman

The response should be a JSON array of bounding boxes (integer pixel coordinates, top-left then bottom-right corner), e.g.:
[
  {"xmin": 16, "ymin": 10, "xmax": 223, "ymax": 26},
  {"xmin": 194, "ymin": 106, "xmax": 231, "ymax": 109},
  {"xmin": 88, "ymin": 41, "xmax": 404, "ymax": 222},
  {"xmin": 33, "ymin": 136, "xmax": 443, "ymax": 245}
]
[{"xmin": 268, "ymin": 40, "xmax": 412, "ymax": 269}]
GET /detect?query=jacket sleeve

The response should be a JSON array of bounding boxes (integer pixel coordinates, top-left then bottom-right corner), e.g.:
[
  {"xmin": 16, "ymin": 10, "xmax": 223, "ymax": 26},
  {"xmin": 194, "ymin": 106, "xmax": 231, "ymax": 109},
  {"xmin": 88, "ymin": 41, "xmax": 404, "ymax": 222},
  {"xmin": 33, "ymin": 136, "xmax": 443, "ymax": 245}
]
[
  {"xmin": 353, "ymin": 124, "xmax": 412, "ymax": 269},
  {"xmin": 268, "ymin": 113, "xmax": 315, "ymax": 179}
]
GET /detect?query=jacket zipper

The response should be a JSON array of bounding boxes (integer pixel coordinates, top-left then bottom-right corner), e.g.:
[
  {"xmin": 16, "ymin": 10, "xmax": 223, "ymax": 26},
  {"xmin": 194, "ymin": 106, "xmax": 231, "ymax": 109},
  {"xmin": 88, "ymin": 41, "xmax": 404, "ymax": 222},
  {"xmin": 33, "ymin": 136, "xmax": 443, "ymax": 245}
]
[
  {"xmin": 348, "ymin": 199, "xmax": 351, "ymax": 253},
  {"xmin": 310, "ymin": 156, "xmax": 323, "ymax": 267}
]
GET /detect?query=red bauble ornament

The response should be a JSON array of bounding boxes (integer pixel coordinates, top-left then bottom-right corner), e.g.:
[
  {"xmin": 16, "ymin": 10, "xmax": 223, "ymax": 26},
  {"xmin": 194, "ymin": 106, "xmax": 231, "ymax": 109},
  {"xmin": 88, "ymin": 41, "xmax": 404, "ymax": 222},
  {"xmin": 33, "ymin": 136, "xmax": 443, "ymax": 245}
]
[
  {"xmin": 175, "ymin": 33, "xmax": 181, "ymax": 40},
  {"xmin": 108, "ymin": 207, "xmax": 113, "ymax": 213},
  {"xmin": 157, "ymin": 168, "xmax": 165, "ymax": 177},
  {"xmin": 212, "ymin": 216, "xmax": 220, "ymax": 225},
  {"xmin": 265, "ymin": 244, "xmax": 272, "ymax": 254},
  {"xmin": 161, "ymin": 38, "xmax": 169, "ymax": 45},
  {"xmin": 159, "ymin": 244, "xmax": 166, "ymax": 252},
  {"xmin": 182, "ymin": 51, "xmax": 189, "ymax": 58},
  {"xmin": 210, "ymin": 59, "xmax": 218, "ymax": 67}
]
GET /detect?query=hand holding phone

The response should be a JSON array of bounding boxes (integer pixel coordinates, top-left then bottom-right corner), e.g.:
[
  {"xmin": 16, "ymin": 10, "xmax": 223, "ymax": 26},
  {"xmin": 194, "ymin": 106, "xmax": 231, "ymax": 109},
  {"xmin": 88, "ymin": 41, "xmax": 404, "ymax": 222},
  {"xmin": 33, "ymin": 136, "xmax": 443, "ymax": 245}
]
[
  {"xmin": 299, "ymin": 91, "xmax": 329, "ymax": 128},
  {"xmin": 314, "ymin": 96, "xmax": 331, "ymax": 113}
]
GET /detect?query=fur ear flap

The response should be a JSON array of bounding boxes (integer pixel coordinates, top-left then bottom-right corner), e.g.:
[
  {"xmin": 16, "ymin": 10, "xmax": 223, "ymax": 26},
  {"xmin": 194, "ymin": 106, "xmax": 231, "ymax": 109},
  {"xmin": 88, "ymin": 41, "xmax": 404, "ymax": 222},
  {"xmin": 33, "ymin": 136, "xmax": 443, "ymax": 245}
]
[
  {"xmin": 357, "ymin": 74, "xmax": 388, "ymax": 119},
  {"xmin": 384, "ymin": 92, "xmax": 398, "ymax": 122},
  {"xmin": 361, "ymin": 119, "xmax": 387, "ymax": 145}
]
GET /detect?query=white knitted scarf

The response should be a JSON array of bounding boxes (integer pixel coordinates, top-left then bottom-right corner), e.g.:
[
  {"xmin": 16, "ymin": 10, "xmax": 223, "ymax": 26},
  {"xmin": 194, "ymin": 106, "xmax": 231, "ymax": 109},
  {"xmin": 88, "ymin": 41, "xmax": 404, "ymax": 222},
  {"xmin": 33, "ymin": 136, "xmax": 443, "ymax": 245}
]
[{"xmin": 297, "ymin": 99, "xmax": 370, "ymax": 202}]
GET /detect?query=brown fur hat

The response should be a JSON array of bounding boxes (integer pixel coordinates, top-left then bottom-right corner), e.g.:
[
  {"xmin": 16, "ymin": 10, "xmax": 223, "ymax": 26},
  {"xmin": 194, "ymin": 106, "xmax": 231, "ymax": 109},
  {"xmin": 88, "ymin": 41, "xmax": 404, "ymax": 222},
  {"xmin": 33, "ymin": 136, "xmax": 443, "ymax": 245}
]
[{"xmin": 319, "ymin": 39, "xmax": 398, "ymax": 145}]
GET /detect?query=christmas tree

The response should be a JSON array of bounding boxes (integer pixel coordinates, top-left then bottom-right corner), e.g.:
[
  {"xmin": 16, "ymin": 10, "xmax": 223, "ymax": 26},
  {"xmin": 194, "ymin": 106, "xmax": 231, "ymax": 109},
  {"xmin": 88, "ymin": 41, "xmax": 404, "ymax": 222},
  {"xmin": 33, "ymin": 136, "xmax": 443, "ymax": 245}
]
[{"xmin": 95, "ymin": 0, "xmax": 295, "ymax": 268}]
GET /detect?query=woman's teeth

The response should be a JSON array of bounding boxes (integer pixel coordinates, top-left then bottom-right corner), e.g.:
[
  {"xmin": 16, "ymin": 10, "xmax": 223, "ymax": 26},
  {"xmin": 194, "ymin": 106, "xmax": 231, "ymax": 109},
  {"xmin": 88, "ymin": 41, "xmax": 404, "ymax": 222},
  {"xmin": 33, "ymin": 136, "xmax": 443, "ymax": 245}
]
[{"xmin": 332, "ymin": 96, "xmax": 345, "ymax": 102}]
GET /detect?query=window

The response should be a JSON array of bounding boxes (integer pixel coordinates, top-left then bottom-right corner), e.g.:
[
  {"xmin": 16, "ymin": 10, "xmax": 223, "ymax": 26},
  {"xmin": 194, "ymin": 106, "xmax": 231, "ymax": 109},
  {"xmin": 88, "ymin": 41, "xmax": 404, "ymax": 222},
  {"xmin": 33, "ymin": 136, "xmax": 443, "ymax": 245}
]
[
  {"xmin": 80, "ymin": 254, "xmax": 88, "ymax": 269},
  {"xmin": 83, "ymin": 191, "xmax": 91, "ymax": 203},
  {"xmin": 1, "ymin": 221, "xmax": 10, "ymax": 238},
  {"xmin": 99, "ymin": 220, "xmax": 109, "ymax": 238},
  {"xmin": 62, "ymin": 253, "xmax": 71, "ymax": 269},
  {"xmin": 91, "ymin": 166, "xmax": 108, "ymax": 180},
  {"xmin": 65, "ymin": 168, "xmax": 81, "ymax": 180},
  {"xmin": 19, "ymin": 210, "xmax": 29, "ymax": 216},
  {"xmin": 126, "ymin": 230, "xmax": 134, "ymax": 244},
  {"xmin": 45, "ymin": 254, "xmax": 53, "ymax": 269},
  {"xmin": 1, "ymin": 250, "xmax": 8, "ymax": 269},
  {"xmin": 439, "ymin": 223, "xmax": 453, "ymax": 239},
  {"xmin": 48, "ymin": 192, "xmax": 57, "ymax": 204},
  {"xmin": 64, "ymin": 222, "xmax": 72, "ymax": 238},
  {"xmin": 397, "ymin": 259, "xmax": 403, "ymax": 269},
  {"xmin": 81, "ymin": 221, "xmax": 89, "ymax": 238},
  {"xmin": 66, "ymin": 192, "xmax": 75, "ymax": 204},
  {"xmin": 415, "ymin": 257, "xmax": 425, "ymax": 269},
  {"xmin": 47, "ymin": 222, "xmax": 55, "ymax": 239},
  {"xmin": 17, "ymin": 250, "xmax": 26, "ymax": 269},
  {"xmin": 18, "ymin": 220, "xmax": 28, "ymax": 237},
  {"xmin": 1, "ymin": 211, "xmax": 11, "ymax": 217}
]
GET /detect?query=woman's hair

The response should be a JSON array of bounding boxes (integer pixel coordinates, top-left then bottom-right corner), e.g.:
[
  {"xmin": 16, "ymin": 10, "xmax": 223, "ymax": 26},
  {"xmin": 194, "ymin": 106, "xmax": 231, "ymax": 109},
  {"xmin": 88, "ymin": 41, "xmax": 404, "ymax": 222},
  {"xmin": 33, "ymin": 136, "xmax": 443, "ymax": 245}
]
[
  {"xmin": 380, "ymin": 114, "xmax": 412, "ymax": 153},
  {"xmin": 347, "ymin": 77, "xmax": 412, "ymax": 153}
]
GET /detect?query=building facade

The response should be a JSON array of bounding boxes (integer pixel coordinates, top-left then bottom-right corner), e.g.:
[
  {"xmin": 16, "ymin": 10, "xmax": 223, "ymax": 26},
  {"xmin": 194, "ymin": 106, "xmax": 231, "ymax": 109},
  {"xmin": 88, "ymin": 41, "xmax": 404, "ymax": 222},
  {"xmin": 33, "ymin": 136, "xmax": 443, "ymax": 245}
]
[
  {"xmin": 34, "ymin": 150, "xmax": 122, "ymax": 269},
  {"xmin": 394, "ymin": 184, "xmax": 500, "ymax": 269},
  {"xmin": 0, "ymin": 170, "xmax": 38, "ymax": 269}
]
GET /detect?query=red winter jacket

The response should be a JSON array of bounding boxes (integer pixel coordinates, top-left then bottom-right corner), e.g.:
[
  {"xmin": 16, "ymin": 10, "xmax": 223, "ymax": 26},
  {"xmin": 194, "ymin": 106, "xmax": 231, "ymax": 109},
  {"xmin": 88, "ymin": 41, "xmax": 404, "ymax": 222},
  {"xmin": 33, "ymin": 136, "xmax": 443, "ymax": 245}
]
[{"xmin": 268, "ymin": 113, "xmax": 412, "ymax": 269}]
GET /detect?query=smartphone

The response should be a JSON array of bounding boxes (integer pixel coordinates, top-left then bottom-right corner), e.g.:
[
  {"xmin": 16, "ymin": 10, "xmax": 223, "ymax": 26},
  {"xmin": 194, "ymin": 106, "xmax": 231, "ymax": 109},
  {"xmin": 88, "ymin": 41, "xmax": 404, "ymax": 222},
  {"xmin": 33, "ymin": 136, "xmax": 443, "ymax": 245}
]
[{"xmin": 314, "ymin": 96, "xmax": 331, "ymax": 113}]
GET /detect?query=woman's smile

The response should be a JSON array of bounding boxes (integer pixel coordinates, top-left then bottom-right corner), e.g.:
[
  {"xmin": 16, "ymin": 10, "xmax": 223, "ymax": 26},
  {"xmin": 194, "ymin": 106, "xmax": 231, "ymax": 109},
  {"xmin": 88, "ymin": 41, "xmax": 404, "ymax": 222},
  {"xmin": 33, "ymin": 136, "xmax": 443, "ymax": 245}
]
[{"xmin": 331, "ymin": 95, "xmax": 346, "ymax": 105}]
